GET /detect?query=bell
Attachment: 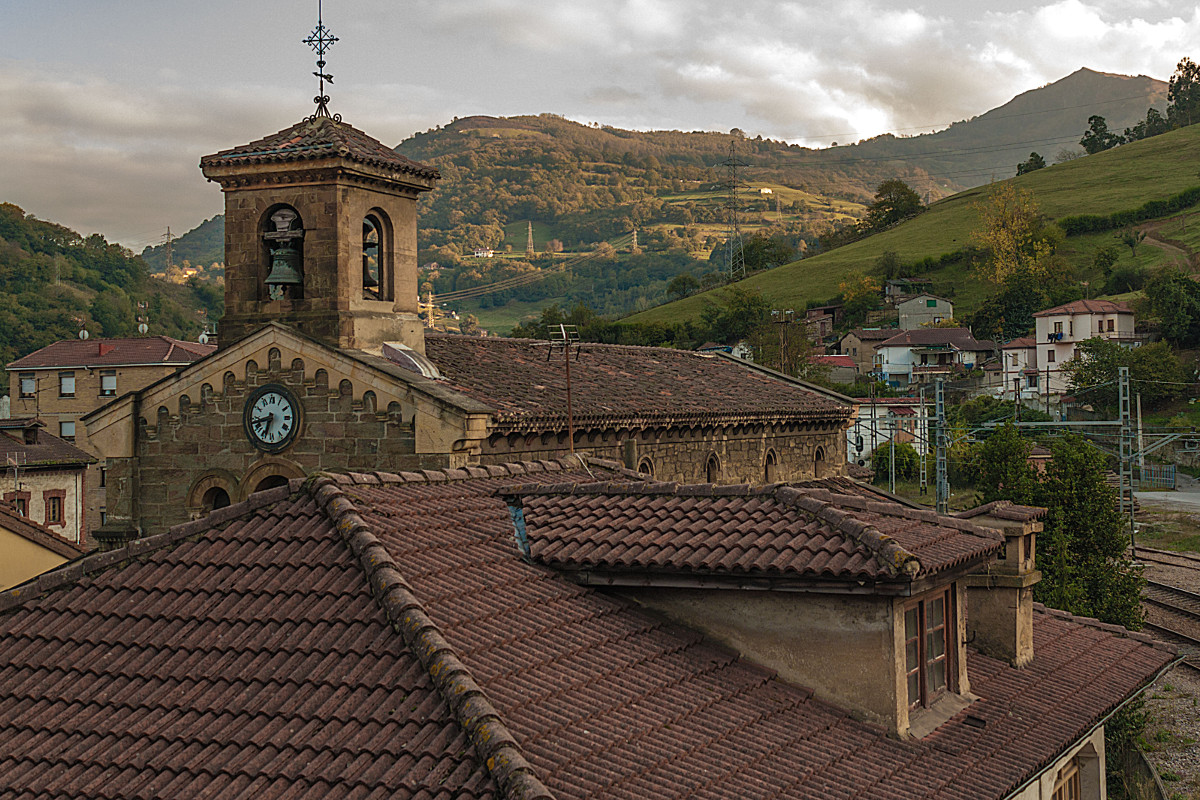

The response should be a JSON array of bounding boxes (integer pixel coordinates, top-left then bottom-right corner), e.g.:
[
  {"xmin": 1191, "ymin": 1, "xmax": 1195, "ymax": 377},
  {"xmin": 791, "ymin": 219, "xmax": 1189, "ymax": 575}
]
[{"xmin": 266, "ymin": 242, "xmax": 303, "ymax": 288}]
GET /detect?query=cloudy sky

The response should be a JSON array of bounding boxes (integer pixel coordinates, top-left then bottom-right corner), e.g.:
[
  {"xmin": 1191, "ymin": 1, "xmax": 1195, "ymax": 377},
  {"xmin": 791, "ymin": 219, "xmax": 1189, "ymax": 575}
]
[{"xmin": 2, "ymin": 0, "xmax": 1198, "ymax": 249}]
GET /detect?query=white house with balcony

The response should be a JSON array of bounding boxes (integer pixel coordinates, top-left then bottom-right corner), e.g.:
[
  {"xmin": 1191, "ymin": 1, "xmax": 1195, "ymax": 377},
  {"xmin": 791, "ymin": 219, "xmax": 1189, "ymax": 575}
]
[
  {"xmin": 1000, "ymin": 337, "xmax": 1041, "ymax": 401},
  {"xmin": 1032, "ymin": 299, "xmax": 1136, "ymax": 395},
  {"xmin": 875, "ymin": 328, "xmax": 995, "ymax": 388}
]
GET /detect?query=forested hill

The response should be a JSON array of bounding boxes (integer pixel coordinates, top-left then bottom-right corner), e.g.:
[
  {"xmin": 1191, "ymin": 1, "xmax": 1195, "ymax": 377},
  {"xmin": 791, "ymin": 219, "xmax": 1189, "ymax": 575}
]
[{"xmin": 0, "ymin": 203, "xmax": 222, "ymax": 379}]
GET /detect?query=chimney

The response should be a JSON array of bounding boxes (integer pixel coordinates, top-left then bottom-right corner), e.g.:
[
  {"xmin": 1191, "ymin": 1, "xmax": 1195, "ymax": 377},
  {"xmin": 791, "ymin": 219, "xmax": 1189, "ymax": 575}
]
[{"xmin": 962, "ymin": 502, "xmax": 1044, "ymax": 668}]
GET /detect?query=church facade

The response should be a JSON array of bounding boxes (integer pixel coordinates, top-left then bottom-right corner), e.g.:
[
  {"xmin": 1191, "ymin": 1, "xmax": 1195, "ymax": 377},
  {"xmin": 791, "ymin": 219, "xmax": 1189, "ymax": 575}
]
[{"xmin": 84, "ymin": 113, "xmax": 855, "ymax": 542}]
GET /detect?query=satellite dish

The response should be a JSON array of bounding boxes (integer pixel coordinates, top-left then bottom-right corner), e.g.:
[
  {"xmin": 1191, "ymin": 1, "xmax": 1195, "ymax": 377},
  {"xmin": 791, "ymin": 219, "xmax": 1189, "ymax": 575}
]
[
  {"xmin": 198, "ymin": 332, "xmax": 209, "ymax": 345},
  {"xmin": 138, "ymin": 323, "xmax": 148, "ymax": 334},
  {"xmin": 78, "ymin": 329, "xmax": 89, "ymax": 340}
]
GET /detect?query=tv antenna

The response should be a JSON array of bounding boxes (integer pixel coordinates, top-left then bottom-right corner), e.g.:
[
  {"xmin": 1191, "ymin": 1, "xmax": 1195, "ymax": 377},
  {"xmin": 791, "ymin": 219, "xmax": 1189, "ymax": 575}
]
[
  {"xmin": 304, "ymin": 0, "xmax": 340, "ymax": 120},
  {"xmin": 542, "ymin": 324, "xmax": 581, "ymax": 453},
  {"xmin": 718, "ymin": 139, "xmax": 748, "ymax": 280}
]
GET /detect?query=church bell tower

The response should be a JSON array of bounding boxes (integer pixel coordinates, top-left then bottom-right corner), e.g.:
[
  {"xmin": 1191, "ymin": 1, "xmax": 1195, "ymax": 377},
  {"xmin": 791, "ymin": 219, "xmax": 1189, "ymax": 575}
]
[
  {"xmin": 200, "ymin": 117, "xmax": 438, "ymax": 353},
  {"xmin": 199, "ymin": 8, "xmax": 438, "ymax": 353}
]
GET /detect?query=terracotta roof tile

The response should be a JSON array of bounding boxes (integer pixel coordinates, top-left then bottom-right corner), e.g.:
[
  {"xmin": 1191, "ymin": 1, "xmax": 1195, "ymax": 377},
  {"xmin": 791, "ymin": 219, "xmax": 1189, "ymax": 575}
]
[
  {"xmin": 1032, "ymin": 299, "xmax": 1132, "ymax": 317},
  {"xmin": 424, "ymin": 334, "xmax": 852, "ymax": 431},
  {"xmin": 877, "ymin": 328, "xmax": 992, "ymax": 351},
  {"xmin": 7, "ymin": 335, "xmax": 214, "ymax": 369},
  {"xmin": 0, "ymin": 418, "xmax": 95, "ymax": 467},
  {"xmin": 200, "ymin": 116, "xmax": 438, "ymax": 179},
  {"xmin": 955, "ymin": 500, "xmax": 1048, "ymax": 523},
  {"xmin": 500, "ymin": 481, "xmax": 1001, "ymax": 582},
  {"xmin": 0, "ymin": 458, "xmax": 1177, "ymax": 800}
]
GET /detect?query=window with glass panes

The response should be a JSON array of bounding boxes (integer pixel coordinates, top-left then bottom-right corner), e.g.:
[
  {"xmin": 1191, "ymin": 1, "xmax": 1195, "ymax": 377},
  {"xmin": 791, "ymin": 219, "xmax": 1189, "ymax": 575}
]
[
  {"xmin": 59, "ymin": 371, "xmax": 75, "ymax": 397},
  {"xmin": 904, "ymin": 588, "xmax": 953, "ymax": 709},
  {"xmin": 1052, "ymin": 759, "xmax": 1079, "ymax": 800},
  {"xmin": 100, "ymin": 370, "xmax": 117, "ymax": 396},
  {"xmin": 19, "ymin": 373, "xmax": 35, "ymax": 398}
]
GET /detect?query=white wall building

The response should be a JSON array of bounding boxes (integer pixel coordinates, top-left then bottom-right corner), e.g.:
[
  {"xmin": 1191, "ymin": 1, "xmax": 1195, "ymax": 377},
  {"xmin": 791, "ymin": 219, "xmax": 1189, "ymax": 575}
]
[
  {"xmin": 875, "ymin": 328, "xmax": 995, "ymax": 388},
  {"xmin": 1032, "ymin": 300, "xmax": 1136, "ymax": 394}
]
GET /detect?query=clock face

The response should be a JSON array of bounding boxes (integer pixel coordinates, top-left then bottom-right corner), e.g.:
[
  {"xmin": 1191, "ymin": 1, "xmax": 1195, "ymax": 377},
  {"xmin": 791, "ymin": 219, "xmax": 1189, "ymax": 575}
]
[{"xmin": 243, "ymin": 384, "xmax": 300, "ymax": 452}]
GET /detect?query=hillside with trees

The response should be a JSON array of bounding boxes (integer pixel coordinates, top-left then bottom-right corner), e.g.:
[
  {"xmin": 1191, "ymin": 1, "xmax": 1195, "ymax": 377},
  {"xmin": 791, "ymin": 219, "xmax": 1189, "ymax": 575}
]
[{"xmin": 0, "ymin": 203, "xmax": 220, "ymax": 381}]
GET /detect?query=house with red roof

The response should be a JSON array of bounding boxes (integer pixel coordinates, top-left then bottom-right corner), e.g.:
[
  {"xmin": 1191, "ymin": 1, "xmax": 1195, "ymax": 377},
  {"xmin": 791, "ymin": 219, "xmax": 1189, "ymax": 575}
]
[
  {"xmin": 0, "ymin": 418, "xmax": 95, "ymax": 544},
  {"xmin": 0, "ymin": 457, "xmax": 1176, "ymax": 798},
  {"xmin": 7, "ymin": 335, "xmax": 215, "ymax": 536},
  {"xmin": 875, "ymin": 328, "xmax": 997, "ymax": 388},
  {"xmin": 1032, "ymin": 300, "xmax": 1137, "ymax": 395}
]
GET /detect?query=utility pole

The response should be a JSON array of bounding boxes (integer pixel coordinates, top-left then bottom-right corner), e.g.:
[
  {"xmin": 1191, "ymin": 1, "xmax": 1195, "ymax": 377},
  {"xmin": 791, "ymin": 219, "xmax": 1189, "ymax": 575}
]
[
  {"xmin": 935, "ymin": 378, "xmax": 948, "ymax": 514},
  {"xmin": 1045, "ymin": 363, "xmax": 1051, "ymax": 417},
  {"xmin": 771, "ymin": 309, "xmax": 795, "ymax": 374},
  {"xmin": 526, "ymin": 221, "xmax": 535, "ymax": 258},
  {"xmin": 718, "ymin": 140, "xmax": 747, "ymax": 281},
  {"xmin": 1118, "ymin": 366, "xmax": 1135, "ymax": 554},
  {"xmin": 1013, "ymin": 377, "xmax": 1021, "ymax": 422},
  {"xmin": 162, "ymin": 227, "xmax": 175, "ymax": 274},
  {"xmin": 631, "ymin": 227, "xmax": 638, "ymax": 252},
  {"xmin": 918, "ymin": 386, "xmax": 928, "ymax": 495},
  {"xmin": 889, "ymin": 415, "xmax": 897, "ymax": 495}
]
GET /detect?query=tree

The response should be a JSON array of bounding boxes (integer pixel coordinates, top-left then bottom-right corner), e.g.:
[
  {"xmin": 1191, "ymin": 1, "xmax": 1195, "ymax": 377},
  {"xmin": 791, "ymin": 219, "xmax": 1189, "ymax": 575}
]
[
  {"xmin": 459, "ymin": 313, "xmax": 479, "ymax": 335},
  {"xmin": 699, "ymin": 286, "xmax": 770, "ymax": 344},
  {"xmin": 1080, "ymin": 115, "xmax": 1121, "ymax": 154},
  {"xmin": 874, "ymin": 249, "xmax": 907, "ymax": 280},
  {"xmin": 1144, "ymin": 266, "xmax": 1200, "ymax": 345},
  {"xmin": 747, "ymin": 316, "xmax": 822, "ymax": 380},
  {"xmin": 1117, "ymin": 227, "xmax": 1145, "ymax": 256},
  {"xmin": 1054, "ymin": 147, "xmax": 1083, "ymax": 163},
  {"xmin": 871, "ymin": 442, "xmax": 919, "ymax": 482},
  {"xmin": 1015, "ymin": 152, "xmax": 1046, "ymax": 175},
  {"xmin": 970, "ymin": 429, "xmax": 1144, "ymax": 630},
  {"xmin": 1167, "ymin": 57, "xmax": 1200, "ymax": 128},
  {"xmin": 667, "ymin": 272, "xmax": 700, "ymax": 299},
  {"xmin": 864, "ymin": 179, "xmax": 924, "ymax": 231},
  {"xmin": 970, "ymin": 183, "xmax": 1064, "ymax": 285},
  {"xmin": 838, "ymin": 272, "xmax": 882, "ymax": 324},
  {"xmin": 1061, "ymin": 338, "xmax": 1186, "ymax": 411},
  {"xmin": 971, "ymin": 423, "xmax": 1038, "ymax": 505},
  {"xmin": 1123, "ymin": 107, "xmax": 1170, "ymax": 143}
]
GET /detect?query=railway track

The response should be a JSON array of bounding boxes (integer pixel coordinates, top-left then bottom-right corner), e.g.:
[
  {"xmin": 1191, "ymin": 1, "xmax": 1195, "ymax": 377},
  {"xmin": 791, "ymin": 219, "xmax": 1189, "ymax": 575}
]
[
  {"xmin": 1142, "ymin": 580, "xmax": 1200, "ymax": 672},
  {"xmin": 1134, "ymin": 546, "xmax": 1200, "ymax": 570}
]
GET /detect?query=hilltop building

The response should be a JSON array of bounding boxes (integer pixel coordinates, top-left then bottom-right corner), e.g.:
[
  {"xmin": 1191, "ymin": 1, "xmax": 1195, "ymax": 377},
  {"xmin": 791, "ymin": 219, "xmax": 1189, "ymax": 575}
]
[
  {"xmin": 897, "ymin": 293, "xmax": 953, "ymax": 330},
  {"xmin": 80, "ymin": 112, "xmax": 853, "ymax": 543},
  {"xmin": 0, "ymin": 457, "xmax": 1175, "ymax": 798}
]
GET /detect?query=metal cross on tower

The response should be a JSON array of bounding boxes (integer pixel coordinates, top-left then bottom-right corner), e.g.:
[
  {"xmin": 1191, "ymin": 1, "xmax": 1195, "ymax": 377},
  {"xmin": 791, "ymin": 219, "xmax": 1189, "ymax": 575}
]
[
  {"xmin": 718, "ymin": 140, "xmax": 748, "ymax": 281},
  {"xmin": 304, "ymin": 0, "xmax": 340, "ymax": 120}
]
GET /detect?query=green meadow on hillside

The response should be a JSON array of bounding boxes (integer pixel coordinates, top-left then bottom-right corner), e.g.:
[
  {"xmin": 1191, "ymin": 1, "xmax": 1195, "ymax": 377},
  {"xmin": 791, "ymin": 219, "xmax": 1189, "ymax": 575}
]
[{"xmin": 624, "ymin": 124, "xmax": 1200, "ymax": 327}]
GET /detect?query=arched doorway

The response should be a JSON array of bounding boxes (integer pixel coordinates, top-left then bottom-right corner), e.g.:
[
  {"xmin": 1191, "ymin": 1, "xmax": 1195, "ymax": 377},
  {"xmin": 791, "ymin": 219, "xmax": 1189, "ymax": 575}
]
[
  {"xmin": 706, "ymin": 454, "xmax": 721, "ymax": 484},
  {"xmin": 764, "ymin": 449, "xmax": 778, "ymax": 484}
]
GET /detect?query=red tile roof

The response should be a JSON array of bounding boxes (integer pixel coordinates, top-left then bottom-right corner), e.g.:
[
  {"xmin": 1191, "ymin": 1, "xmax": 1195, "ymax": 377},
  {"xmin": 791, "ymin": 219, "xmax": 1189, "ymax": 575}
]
[
  {"xmin": 0, "ymin": 500, "xmax": 84, "ymax": 559},
  {"xmin": 7, "ymin": 335, "xmax": 214, "ymax": 369},
  {"xmin": 956, "ymin": 500, "xmax": 1048, "ymax": 523},
  {"xmin": 1003, "ymin": 337, "xmax": 1037, "ymax": 349},
  {"xmin": 499, "ymin": 481, "xmax": 1002, "ymax": 583},
  {"xmin": 424, "ymin": 334, "xmax": 852, "ymax": 431},
  {"xmin": 878, "ymin": 327, "xmax": 992, "ymax": 351},
  {"xmin": 201, "ymin": 116, "xmax": 439, "ymax": 179},
  {"xmin": 0, "ymin": 419, "xmax": 95, "ymax": 468},
  {"xmin": 813, "ymin": 354, "xmax": 855, "ymax": 368},
  {"xmin": 0, "ymin": 459, "xmax": 1177, "ymax": 800},
  {"xmin": 1032, "ymin": 299, "xmax": 1132, "ymax": 317},
  {"xmin": 842, "ymin": 328, "xmax": 896, "ymax": 341}
]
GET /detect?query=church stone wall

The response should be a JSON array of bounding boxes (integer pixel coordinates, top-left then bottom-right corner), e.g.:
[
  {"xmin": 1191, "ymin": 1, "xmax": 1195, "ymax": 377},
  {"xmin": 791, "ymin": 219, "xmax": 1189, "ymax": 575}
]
[
  {"xmin": 479, "ymin": 423, "xmax": 847, "ymax": 484},
  {"xmin": 123, "ymin": 353, "xmax": 456, "ymax": 535}
]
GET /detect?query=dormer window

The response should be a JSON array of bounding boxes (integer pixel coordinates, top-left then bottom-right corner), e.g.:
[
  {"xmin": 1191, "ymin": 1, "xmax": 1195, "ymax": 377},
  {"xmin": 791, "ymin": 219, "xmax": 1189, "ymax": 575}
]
[{"xmin": 905, "ymin": 587, "xmax": 955, "ymax": 709}]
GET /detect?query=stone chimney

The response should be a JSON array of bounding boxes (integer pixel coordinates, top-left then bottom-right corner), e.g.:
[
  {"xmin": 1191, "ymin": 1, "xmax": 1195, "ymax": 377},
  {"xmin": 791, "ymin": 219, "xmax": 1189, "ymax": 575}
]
[{"xmin": 959, "ymin": 501, "xmax": 1045, "ymax": 668}]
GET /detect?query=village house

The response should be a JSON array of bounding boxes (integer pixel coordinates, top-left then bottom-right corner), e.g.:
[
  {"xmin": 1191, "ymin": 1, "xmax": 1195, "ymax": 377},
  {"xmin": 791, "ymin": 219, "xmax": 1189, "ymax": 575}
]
[
  {"xmin": 1033, "ymin": 299, "xmax": 1137, "ymax": 395},
  {"xmin": 0, "ymin": 457, "xmax": 1175, "ymax": 799},
  {"xmin": 0, "ymin": 418, "xmax": 95, "ymax": 544},
  {"xmin": 77, "ymin": 112, "xmax": 853, "ymax": 544},
  {"xmin": 875, "ymin": 327, "xmax": 996, "ymax": 388},
  {"xmin": 6, "ymin": 335, "xmax": 215, "ymax": 532},
  {"xmin": 847, "ymin": 395, "xmax": 928, "ymax": 466},
  {"xmin": 897, "ymin": 293, "xmax": 954, "ymax": 330},
  {"xmin": 1002, "ymin": 336, "xmax": 1042, "ymax": 402},
  {"xmin": 837, "ymin": 327, "xmax": 896, "ymax": 375}
]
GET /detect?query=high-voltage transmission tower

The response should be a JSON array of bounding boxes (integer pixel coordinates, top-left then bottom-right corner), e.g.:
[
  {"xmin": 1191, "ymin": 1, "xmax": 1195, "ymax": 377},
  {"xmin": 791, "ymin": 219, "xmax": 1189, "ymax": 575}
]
[
  {"xmin": 718, "ymin": 140, "xmax": 748, "ymax": 281},
  {"xmin": 526, "ymin": 221, "xmax": 535, "ymax": 257}
]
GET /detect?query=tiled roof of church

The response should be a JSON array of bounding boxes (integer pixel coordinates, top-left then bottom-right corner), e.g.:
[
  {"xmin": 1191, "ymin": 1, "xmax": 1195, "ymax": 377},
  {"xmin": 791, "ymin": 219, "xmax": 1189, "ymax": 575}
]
[
  {"xmin": 7, "ymin": 335, "xmax": 214, "ymax": 369},
  {"xmin": 200, "ymin": 116, "xmax": 439, "ymax": 178},
  {"xmin": 499, "ymin": 481, "xmax": 1002, "ymax": 582},
  {"xmin": 0, "ymin": 458, "xmax": 1176, "ymax": 799},
  {"xmin": 424, "ymin": 334, "xmax": 852, "ymax": 431}
]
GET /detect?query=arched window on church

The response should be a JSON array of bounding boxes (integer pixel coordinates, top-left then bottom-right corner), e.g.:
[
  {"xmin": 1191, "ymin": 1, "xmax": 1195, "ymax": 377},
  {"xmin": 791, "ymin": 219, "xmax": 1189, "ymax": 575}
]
[
  {"xmin": 814, "ymin": 446, "xmax": 827, "ymax": 479},
  {"xmin": 254, "ymin": 475, "xmax": 291, "ymax": 494},
  {"xmin": 764, "ymin": 449, "xmax": 778, "ymax": 484},
  {"xmin": 262, "ymin": 206, "xmax": 305, "ymax": 301},
  {"xmin": 362, "ymin": 211, "xmax": 392, "ymax": 301},
  {"xmin": 637, "ymin": 457, "xmax": 654, "ymax": 477},
  {"xmin": 706, "ymin": 454, "xmax": 721, "ymax": 484},
  {"xmin": 201, "ymin": 486, "xmax": 231, "ymax": 514}
]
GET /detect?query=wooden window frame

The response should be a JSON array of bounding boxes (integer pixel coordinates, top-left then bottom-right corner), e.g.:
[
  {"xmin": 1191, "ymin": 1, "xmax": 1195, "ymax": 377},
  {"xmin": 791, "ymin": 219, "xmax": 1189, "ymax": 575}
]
[
  {"xmin": 4, "ymin": 491, "xmax": 31, "ymax": 517},
  {"xmin": 43, "ymin": 490, "xmax": 66, "ymax": 527},
  {"xmin": 904, "ymin": 586, "xmax": 956, "ymax": 710},
  {"xmin": 1051, "ymin": 757, "xmax": 1079, "ymax": 800}
]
